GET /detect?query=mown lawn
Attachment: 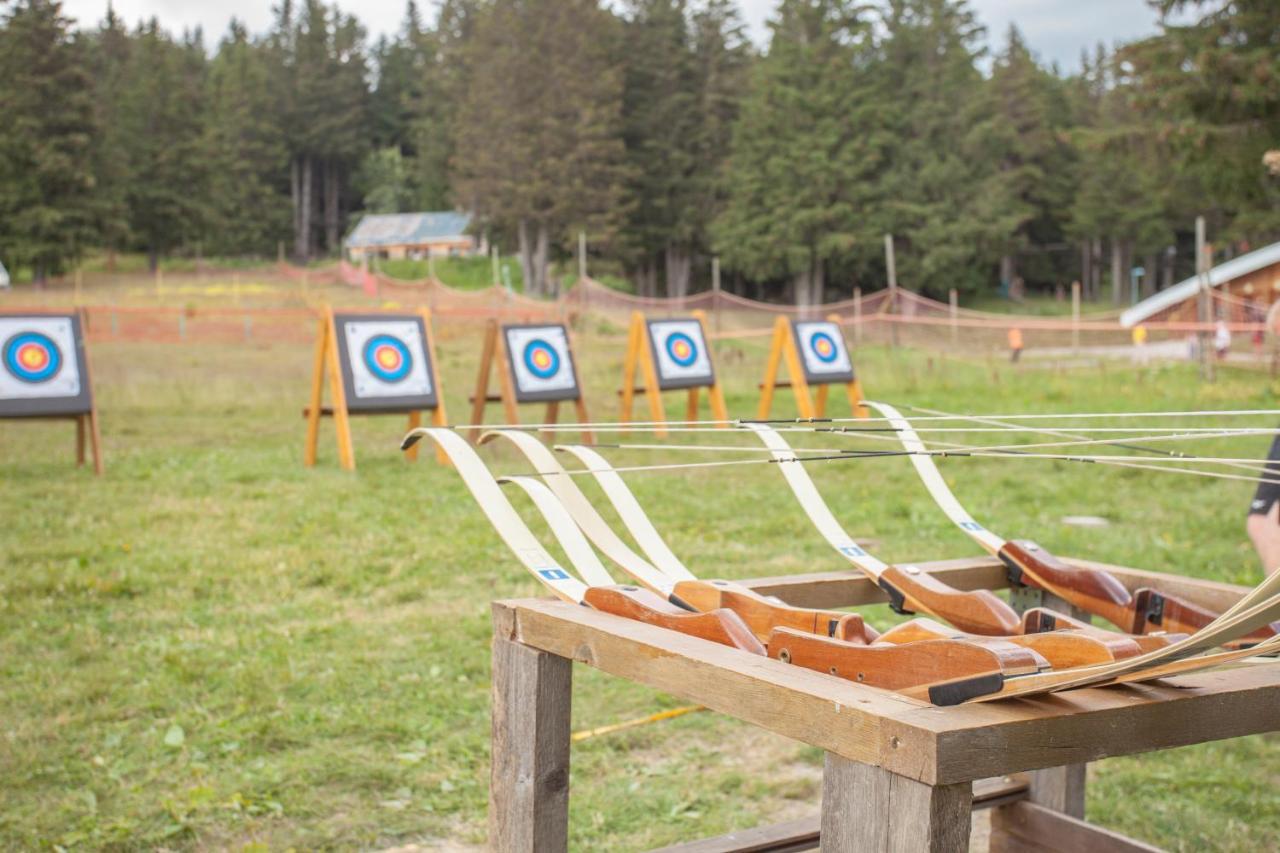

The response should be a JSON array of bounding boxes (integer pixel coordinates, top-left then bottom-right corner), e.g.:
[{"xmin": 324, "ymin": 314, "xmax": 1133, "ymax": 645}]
[{"xmin": 1, "ymin": 317, "xmax": 1277, "ymax": 850}]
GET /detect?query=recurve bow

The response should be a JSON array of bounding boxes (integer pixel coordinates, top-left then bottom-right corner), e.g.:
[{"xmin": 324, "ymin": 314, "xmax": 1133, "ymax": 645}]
[{"xmin": 866, "ymin": 401, "xmax": 1280, "ymax": 643}]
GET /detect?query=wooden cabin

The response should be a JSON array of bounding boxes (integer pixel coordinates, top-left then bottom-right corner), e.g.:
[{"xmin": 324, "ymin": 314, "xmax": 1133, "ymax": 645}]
[{"xmin": 1121, "ymin": 241, "xmax": 1280, "ymax": 326}]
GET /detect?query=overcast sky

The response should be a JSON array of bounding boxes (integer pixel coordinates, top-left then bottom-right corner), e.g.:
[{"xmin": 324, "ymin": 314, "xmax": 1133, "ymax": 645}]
[{"xmin": 59, "ymin": 0, "xmax": 1170, "ymax": 72}]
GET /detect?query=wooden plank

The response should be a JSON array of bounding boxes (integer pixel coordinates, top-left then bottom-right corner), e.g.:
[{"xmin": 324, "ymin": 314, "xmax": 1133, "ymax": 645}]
[
  {"xmin": 989, "ymin": 802, "xmax": 1164, "ymax": 853},
  {"xmin": 735, "ymin": 556, "xmax": 1249, "ymax": 611},
  {"xmin": 737, "ymin": 557, "xmax": 1011, "ymax": 608},
  {"xmin": 649, "ymin": 775, "xmax": 1029, "ymax": 853},
  {"xmin": 500, "ymin": 598, "xmax": 930, "ymax": 773},
  {"xmin": 490, "ymin": 606, "xmax": 573, "ymax": 853},
  {"xmin": 821, "ymin": 754, "xmax": 971, "ymax": 852},
  {"xmin": 904, "ymin": 664, "xmax": 1280, "ymax": 785},
  {"xmin": 1063, "ymin": 557, "xmax": 1251, "ymax": 611}
]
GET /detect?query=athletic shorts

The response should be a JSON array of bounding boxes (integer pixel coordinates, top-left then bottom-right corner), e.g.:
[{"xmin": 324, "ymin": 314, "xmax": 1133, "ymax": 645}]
[{"xmin": 1248, "ymin": 432, "xmax": 1280, "ymax": 516}]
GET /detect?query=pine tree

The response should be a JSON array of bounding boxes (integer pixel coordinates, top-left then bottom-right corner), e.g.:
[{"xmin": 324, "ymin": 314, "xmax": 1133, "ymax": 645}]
[
  {"xmin": 204, "ymin": 20, "xmax": 291, "ymax": 256},
  {"xmin": 0, "ymin": 0, "xmax": 98, "ymax": 281},
  {"xmin": 116, "ymin": 20, "xmax": 210, "ymax": 269},
  {"xmin": 85, "ymin": 5, "xmax": 133, "ymax": 264},
  {"xmin": 875, "ymin": 0, "xmax": 1006, "ymax": 295},
  {"xmin": 453, "ymin": 0, "xmax": 627, "ymax": 296},
  {"xmin": 714, "ymin": 0, "xmax": 881, "ymax": 306}
]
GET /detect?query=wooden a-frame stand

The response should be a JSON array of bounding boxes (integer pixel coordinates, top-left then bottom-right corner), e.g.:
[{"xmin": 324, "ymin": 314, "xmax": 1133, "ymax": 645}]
[
  {"xmin": 303, "ymin": 306, "xmax": 448, "ymax": 470},
  {"xmin": 619, "ymin": 310, "xmax": 728, "ymax": 436},
  {"xmin": 469, "ymin": 319, "xmax": 592, "ymax": 443},
  {"xmin": 490, "ymin": 556, "xmax": 1276, "ymax": 851},
  {"xmin": 0, "ymin": 307, "xmax": 103, "ymax": 475},
  {"xmin": 757, "ymin": 314, "xmax": 868, "ymax": 420}
]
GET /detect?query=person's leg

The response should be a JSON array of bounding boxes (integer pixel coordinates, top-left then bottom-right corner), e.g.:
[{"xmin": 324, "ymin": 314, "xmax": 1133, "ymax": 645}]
[{"xmin": 1246, "ymin": 501, "xmax": 1280, "ymax": 577}]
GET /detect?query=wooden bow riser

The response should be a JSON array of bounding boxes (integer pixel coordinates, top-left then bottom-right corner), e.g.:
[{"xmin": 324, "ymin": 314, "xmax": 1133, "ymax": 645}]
[
  {"xmin": 1001, "ymin": 539, "xmax": 1279, "ymax": 644},
  {"xmin": 876, "ymin": 617, "xmax": 1139, "ymax": 668},
  {"xmin": 670, "ymin": 579, "xmax": 874, "ymax": 643},
  {"xmin": 1021, "ymin": 607, "xmax": 1186, "ymax": 655},
  {"xmin": 877, "ymin": 564, "xmax": 1023, "ymax": 635}
]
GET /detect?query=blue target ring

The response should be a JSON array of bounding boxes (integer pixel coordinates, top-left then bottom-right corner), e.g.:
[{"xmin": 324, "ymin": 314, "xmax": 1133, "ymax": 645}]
[
  {"xmin": 664, "ymin": 331, "xmax": 699, "ymax": 368},
  {"xmin": 523, "ymin": 340, "xmax": 561, "ymax": 379},
  {"xmin": 3, "ymin": 331, "xmax": 62, "ymax": 383},
  {"xmin": 809, "ymin": 331, "xmax": 840, "ymax": 364},
  {"xmin": 362, "ymin": 334, "xmax": 412, "ymax": 383}
]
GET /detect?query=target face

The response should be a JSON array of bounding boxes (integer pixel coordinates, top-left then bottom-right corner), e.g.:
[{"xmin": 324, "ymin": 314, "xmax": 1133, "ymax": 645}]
[
  {"xmin": 793, "ymin": 320, "xmax": 855, "ymax": 383},
  {"xmin": 647, "ymin": 318, "xmax": 715, "ymax": 390},
  {"xmin": 0, "ymin": 314, "xmax": 91, "ymax": 416},
  {"xmin": 335, "ymin": 313, "xmax": 438, "ymax": 412},
  {"xmin": 504, "ymin": 324, "xmax": 580, "ymax": 402}
]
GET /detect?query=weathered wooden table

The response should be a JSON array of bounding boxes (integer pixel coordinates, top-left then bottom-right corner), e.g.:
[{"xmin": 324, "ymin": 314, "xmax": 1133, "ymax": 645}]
[{"xmin": 489, "ymin": 556, "xmax": 1280, "ymax": 852}]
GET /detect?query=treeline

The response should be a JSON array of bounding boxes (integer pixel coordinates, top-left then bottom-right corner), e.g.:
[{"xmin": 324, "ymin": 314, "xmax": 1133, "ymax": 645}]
[{"xmin": 0, "ymin": 0, "xmax": 1276, "ymax": 303}]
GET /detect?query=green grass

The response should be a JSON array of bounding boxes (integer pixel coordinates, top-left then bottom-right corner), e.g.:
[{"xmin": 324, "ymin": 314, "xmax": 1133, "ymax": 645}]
[{"xmin": 1, "ymin": 325, "xmax": 1277, "ymax": 849}]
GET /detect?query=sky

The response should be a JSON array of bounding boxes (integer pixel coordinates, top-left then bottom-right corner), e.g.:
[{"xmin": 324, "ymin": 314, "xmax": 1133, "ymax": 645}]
[{"xmin": 59, "ymin": 0, "xmax": 1171, "ymax": 72}]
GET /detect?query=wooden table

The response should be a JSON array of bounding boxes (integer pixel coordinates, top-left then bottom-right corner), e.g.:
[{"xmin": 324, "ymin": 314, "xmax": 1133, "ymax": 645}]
[{"xmin": 488, "ymin": 556, "xmax": 1280, "ymax": 852}]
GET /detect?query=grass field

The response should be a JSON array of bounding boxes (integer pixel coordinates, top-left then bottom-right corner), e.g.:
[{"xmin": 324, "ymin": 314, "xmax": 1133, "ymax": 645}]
[{"xmin": 1, "ymin": 301, "xmax": 1278, "ymax": 849}]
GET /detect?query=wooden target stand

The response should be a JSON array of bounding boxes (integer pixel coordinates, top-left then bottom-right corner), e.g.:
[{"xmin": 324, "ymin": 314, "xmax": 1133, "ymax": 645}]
[
  {"xmin": 303, "ymin": 306, "xmax": 448, "ymax": 470},
  {"xmin": 758, "ymin": 314, "xmax": 868, "ymax": 420},
  {"xmin": 490, "ymin": 555, "xmax": 1278, "ymax": 852},
  {"xmin": 0, "ymin": 308, "xmax": 103, "ymax": 475},
  {"xmin": 469, "ymin": 319, "xmax": 592, "ymax": 443},
  {"xmin": 619, "ymin": 310, "xmax": 728, "ymax": 436}
]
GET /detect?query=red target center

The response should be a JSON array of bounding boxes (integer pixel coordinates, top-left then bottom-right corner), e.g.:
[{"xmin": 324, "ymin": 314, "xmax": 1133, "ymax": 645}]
[
  {"xmin": 17, "ymin": 343, "xmax": 48, "ymax": 370},
  {"xmin": 374, "ymin": 345, "xmax": 402, "ymax": 371},
  {"xmin": 672, "ymin": 340, "xmax": 691, "ymax": 359},
  {"xmin": 815, "ymin": 339, "xmax": 833, "ymax": 356},
  {"xmin": 532, "ymin": 350, "xmax": 553, "ymax": 369}
]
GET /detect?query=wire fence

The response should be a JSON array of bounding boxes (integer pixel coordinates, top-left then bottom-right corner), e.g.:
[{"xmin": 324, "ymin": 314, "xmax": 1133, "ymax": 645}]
[{"xmin": 1, "ymin": 261, "xmax": 1273, "ymax": 360}]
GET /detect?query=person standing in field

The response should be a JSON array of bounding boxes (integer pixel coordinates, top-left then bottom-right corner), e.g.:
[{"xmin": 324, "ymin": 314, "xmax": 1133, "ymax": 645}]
[
  {"xmin": 1214, "ymin": 319, "xmax": 1232, "ymax": 359},
  {"xmin": 1247, "ymin": 432, "xmax": 1280, "ymax": 577},
  {"xmin": 1007, "ymin": 326, "xmax": 1023, "ymax": 363},
  {"xmin": 1132, "ymin": 324, "xmax": 1148, "ymax": 365}
]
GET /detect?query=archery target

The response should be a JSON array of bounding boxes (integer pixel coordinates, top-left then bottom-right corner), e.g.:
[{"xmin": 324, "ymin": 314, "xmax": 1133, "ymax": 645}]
[
  {"xmin": 647, "ymin": 318, "xmax": 715, "ymax": 390},
  {"xmin": 0, "ymin": 314, "xmax": 92, "ymax": 416},
  {"xmin": 335, "ymin": 313, "xmax": 438, "ymax": 412},
  {"xmin": 793, "ymin": 320, "xmax": 855, "ymax": 383},
  {"xmin": 504, "ymin": 324, "xmax": 581, "ymax": 402}
]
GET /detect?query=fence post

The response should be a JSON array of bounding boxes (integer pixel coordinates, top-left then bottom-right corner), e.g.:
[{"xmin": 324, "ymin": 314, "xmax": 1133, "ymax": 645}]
[
  {"xmin": 853, "ymin": 287, "xmax": 862, "ymax": 344},
  {"xmin": 1196, "ymin": 215, "xmax": 1214, "ymax": 382},
  {"xmin": 884, "ymin": 234, "xmax": 899, "ymax": 348},
  {"xmin": 110, "ymin": 310, "xmax": 119, "ymax": 339},
  {"xmin": 244, "ymin": 313, "xmax": 253, "ymax": 343},
  {"xmin": 949, "ymin": 288, "xmax": 958, "ymax": 345},
  {"xmin": 711, "ymin": 256, "xmax": 722, "ymax": 335},
  {"xmin": 178, "ymin": 312, "xmax": 186, "ymax": 341},
  {"xmin": 1071, "ymin": 281, "xmax": 1081, "ymax": 353},
  {"xmin": 578, "ymin": 232, "xmax": 587, "ymax": 281}
]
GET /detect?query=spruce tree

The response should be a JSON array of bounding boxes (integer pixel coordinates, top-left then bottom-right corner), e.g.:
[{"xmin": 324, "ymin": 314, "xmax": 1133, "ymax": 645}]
[{"xmin": 0, "ymin": 0, "xmax": 98, "ymax": 281}]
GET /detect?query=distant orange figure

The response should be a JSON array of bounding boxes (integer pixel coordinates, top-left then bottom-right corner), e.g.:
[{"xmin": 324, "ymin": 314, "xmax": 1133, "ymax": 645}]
[{"xmin": 1007, "ymin": 327, "xmax": 1024, "ymax": 363}]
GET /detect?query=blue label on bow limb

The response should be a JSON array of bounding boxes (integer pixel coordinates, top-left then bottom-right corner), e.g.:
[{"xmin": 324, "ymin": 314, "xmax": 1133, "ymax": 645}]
[
  {"xmin": 839, "ymin": 545, "xmax": 867, "ymax": 558},
  {"xmin": 959, "ymin": 521, "xmax": 984, "ymax": 532},
  {"xmin": 538, "ymin": 567, "xmax": 571, "ymax": 581}
]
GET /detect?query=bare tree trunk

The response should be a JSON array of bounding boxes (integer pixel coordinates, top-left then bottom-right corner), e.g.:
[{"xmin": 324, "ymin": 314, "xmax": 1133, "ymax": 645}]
[
  {"xmin": 324, "ymin": 160, "xmax": 340, "ymax": 256},
  {"xmin": 1163, "ymin": 246, "xmax": 1175, "ymax": 290},
  {"xmin": 533, "ymin": 222, "xmax": 550, "ymax": 297},
  {"xmin": 999, "ymin": 254, "xmax": 1015, "ymax": 289},
  {"xmin": 298, "ymin": 156, "xmax": 313, "ymax": 262},
  {"xmin": 1091, "ymin": 237, "xmax": 1102, "ymax": 300},
  {"xmin": 1110, "ymin": 238, "xmax": 1123, "ymax": 305},
  {"xmin": 517, "ymin": 219, "xmax": 535, "ymax": 296},
  {"xmin": 642, "ymin": 258, "xmax": 657, "ymax": 298},
  {"xmin": 1143, "ymin": 252, "xmax": 1157, "ymax": 298},
  {"xmin": 665, "ymin": 244, "xmax": 691, "ymax": 300},
  {"xmin": 291, "ymin": 157, "xmax": 302, "ymax": 261},
  {"xmin": 811, "ymin": 256, "xmax": 825, "ymax": 307},
  {"xmin": 1080, "ymin": 241, "xmax": 1091, "ymax": 299}
]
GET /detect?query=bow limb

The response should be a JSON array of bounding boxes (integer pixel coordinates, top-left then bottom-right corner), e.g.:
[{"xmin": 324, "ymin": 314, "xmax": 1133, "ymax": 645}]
[{"xmin": 742, "ymin": 423, "xmax": 1021, "ymax": 635}]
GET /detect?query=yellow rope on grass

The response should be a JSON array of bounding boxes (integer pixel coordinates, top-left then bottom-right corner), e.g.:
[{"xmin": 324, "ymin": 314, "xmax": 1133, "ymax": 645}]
[{"xmin": 570, "ymin": 705, "xmax": 705, "ymax": 743}]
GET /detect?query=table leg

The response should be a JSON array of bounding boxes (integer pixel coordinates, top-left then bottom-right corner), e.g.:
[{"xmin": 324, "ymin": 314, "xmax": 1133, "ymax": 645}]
[
  {"xmin": 490, "ymin": 618, "xmax": 573, "ymax": 852},
  {"xmin": 821, "ymin": 753, "xmax": 972, "ymax": 852}
]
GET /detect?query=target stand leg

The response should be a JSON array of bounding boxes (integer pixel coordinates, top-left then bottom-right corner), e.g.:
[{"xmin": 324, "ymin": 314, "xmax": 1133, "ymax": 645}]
[{"xmin": 76, "ymin": 415, "xmax": 86, "ymax": 467}]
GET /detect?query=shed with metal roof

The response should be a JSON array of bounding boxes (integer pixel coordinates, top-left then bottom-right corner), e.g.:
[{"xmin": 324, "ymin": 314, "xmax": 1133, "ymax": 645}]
[
  {"xmin": 345, "ymin": 211, "xmax": 482, "ymax": 262},
  {"xmin": 1120, "ymin": 241, "xmax": 1280, "ymax": 327}
]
